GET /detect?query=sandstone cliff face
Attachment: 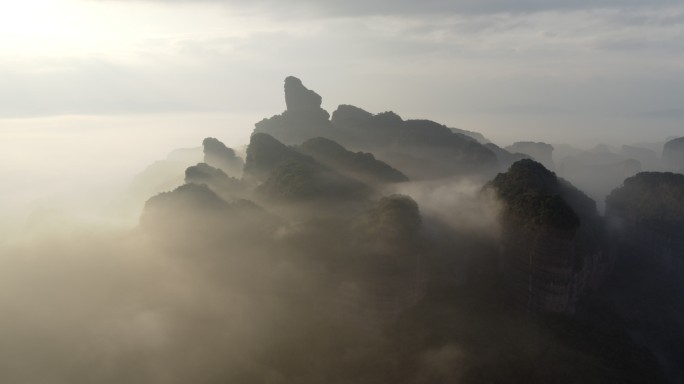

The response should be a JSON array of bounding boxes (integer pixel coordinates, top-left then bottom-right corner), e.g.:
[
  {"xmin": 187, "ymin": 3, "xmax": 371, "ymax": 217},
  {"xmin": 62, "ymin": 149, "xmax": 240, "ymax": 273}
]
[
  {"xmin": 499, "ymin": 220, "xmax": 610, "ymax": 313},
  {"xmin": 486, "ymin": 159, "xmax": 610, "ymax": 314}
]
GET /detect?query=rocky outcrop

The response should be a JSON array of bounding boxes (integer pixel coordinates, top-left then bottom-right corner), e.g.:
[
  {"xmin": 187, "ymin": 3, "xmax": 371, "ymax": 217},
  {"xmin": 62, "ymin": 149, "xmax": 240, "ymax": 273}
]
[
  {"xmin": 254, "ymin": 77, "xmax": 333, "ymax": 145},
  {"xmin": 505, "ymin": 142, "xmax": 555, "ymax": 171},
  {"xmin": 284, "ymin": 76, "xmax": 324, "ymax": 113},
  {"xmin": 331, "ymin": 106, "xmax": 499, "ymax": 179},
  {"xmin": 663, "ymin": 137, "xmax": 684, "ymax": 172},
  {"xmin": 485, "ymin": 159, "xmax": 610, "ymax": 314},
  {"xmin": 202, "ymin": 137, "xmax": 244, "ymax": 177},
  {"xmin": 255, "ymin": 77, "xmax": 499, "ymax": 180}
]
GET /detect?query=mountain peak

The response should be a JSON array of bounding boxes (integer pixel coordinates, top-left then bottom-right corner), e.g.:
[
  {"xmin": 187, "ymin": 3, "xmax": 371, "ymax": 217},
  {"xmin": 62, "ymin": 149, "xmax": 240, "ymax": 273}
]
[{"xmin": 284, "ymin": 76, "xmax": 323, "ymax": 112}]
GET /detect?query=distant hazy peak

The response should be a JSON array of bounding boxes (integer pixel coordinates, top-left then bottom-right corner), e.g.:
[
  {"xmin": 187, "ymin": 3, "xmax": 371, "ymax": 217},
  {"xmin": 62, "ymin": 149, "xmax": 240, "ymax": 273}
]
[
  {"xmin": 203, "ymin": 137, "xmax": 235, "ymax": 156},
  {"xmin": 663, "ymin": 136, "xmax": 684, "ymax": 171},
  {"xmin": 202, "ymin": 137, "xmax": 243, "ymax": 177},
  {"xmin": 450, "ymin": 127, "xmax": 489, "ymax": 144},
  {"xmin": 284, "ymin": 76, "xmax": 323, "ymax": 112}
]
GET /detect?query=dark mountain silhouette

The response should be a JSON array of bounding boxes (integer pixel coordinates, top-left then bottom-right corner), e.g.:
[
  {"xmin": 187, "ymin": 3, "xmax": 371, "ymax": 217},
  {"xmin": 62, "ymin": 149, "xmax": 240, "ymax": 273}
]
[
  {"xmin": 254, "ymin": 76, "xmax": 333, "ymax": 145},
  {"xmin": 598, "ymin": 172, "xmax": 684, "ymax": 383},
  {"xmin": 128, "ymin": 77, "xmax": 676, "ymax": 384},
  {"xmin": 485, "ymin": 159, "xmax": 608, "ymax": 313},
  {"xmin": 255, "ymin": 77, "xmax": 498, "ymax": 179},
  {"xmin": 331, "ymin": 106, "xmax": 498, "ymax": 179}
]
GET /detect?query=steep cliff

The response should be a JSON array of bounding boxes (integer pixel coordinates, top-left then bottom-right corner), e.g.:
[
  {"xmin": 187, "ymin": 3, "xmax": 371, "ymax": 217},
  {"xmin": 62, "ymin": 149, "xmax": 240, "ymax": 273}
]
[{"xmin": 485, "ymin": 159, "xmax": 609, "ymax": 313}]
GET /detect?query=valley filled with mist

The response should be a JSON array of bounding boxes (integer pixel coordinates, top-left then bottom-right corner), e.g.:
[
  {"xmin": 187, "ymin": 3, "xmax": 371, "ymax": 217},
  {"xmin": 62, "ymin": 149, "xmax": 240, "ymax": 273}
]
[{"xmin": 1, "ymin": 76, "xmax": 683, "ymax": 384}]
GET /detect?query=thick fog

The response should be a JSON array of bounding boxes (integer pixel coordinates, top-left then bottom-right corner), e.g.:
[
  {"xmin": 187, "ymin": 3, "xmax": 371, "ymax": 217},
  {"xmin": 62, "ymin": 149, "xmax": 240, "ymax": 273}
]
[{"xmin": 1, "ymin": 75, "xmax": 683, "ymax": 383}]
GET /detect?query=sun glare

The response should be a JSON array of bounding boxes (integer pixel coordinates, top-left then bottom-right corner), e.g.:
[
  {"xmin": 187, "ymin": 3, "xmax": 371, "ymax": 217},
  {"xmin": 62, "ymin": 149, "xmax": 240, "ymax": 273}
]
[
  {"xmin": 0, "ymin": 0, "xmax": 114, "ymax": 55},
  {"xmin": 0, "ymin": 0, "xmax": 69, "ymax": 38}
]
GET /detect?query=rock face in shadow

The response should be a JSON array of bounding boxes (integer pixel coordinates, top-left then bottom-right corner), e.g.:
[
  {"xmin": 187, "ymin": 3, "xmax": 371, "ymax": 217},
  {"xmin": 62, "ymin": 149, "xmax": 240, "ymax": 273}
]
[
  {"xmin": 603, "ymin": 172, "xmax": 684, "ymax": 383},
  {"xmin": 335, "ymin": 194, "xmax": 426, "ymax": 323},
  {"xmin": 606, "ymin": 172, "xmax": 684, "ymax": 267},
  {"xmin": 506, "ymin": 141, "xmax": 555, "ymax": 171},
  {"xmin": 202, "ymin": 137, "xmax": 244, "ymax": 177},
  {"xmin": 663, "ymin": 137, "xmax": 684, "ymax": 172},
  {"xmin": 485, "ymin": 159, "xmax": 609, "ymax": 314}
]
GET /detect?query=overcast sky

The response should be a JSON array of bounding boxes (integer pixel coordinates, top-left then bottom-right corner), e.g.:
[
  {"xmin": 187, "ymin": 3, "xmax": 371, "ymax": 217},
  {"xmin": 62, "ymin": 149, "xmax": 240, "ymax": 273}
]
[{"xmin": 1, "ymin": 0, "xmax": 683, "ymax": 147}]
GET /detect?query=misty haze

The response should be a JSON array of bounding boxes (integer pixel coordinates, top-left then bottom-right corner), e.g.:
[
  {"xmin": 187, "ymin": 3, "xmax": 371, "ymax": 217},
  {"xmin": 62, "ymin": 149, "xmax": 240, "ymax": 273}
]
[{"xmin": 1, "ymin": 1, "xmax": 684, "ymax": 384}]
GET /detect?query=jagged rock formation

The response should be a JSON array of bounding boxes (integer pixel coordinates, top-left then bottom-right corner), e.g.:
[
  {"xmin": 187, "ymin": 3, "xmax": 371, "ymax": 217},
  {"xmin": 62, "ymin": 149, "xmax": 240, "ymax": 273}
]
[
  {"xmin": 485, "ymin": 159, "xmax": 609, "ymax": 314},
  {"xmin": 506, "ymin": 141, "xmax": 555, "ymax": 171},
  {"xmin": 485, "ymin": 143, "xmax": 530, "ymax": 170},
  {"xmin": 284, "ymin": 76, "xmax": 324, "ymax": 113},
  {"xmin": 663, "ymin": 137, "xmax": 684, "ymax": 172},
  {"xmin": 298, "ymin": 137, "xmax": 408, "ymax": 185},
  {"xmin": 255, "ymin": 77, "xmax": 499, "ymax": 179},
  {"xmin": 254, "ymin": 77, "xmax": 333, "ymax": 145},
  {"xmin": 202, "ymin": 137, "xmax": 244, "ymax": 177},
  {"xmin": 331, "ymin": 107, "xmax": 499, "ymax": 179}
]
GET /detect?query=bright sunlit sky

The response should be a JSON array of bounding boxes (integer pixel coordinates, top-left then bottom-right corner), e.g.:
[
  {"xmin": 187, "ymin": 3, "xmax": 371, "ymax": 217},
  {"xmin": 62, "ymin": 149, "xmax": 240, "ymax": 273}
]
[
  {"xmin": 1, "ymin": 0, "xmax": 683, "ymax": 234},
  {"xmin": 2, "ymin": 0, "xmax": 683, "ymax": 143}
]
